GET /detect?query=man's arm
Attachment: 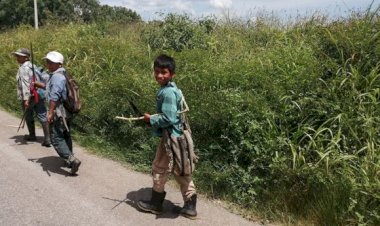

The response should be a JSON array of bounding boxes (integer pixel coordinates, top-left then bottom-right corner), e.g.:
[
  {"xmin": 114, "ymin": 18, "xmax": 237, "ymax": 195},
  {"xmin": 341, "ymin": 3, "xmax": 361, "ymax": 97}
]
[
  {"xmin": 19, "ymin": 66, "xmax": 32, "ymax": 107},
  {"xmin": 47, "ymin": 73, "xmax": 65, "ymax": 123},
  {"xmin": 48, "ymin": 100, "xmax": 57, "ymax": 124}
]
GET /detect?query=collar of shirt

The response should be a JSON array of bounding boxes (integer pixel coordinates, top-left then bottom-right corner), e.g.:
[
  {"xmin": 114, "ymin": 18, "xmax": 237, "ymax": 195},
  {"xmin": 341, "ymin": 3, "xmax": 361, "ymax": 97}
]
[
  {"xmin": 49, "ymin": 67, "xmax": 66, "ymax": 76},
  {"xmin": 20, "ymin": 61, "xmax": 31, "ymax": 67},
  {"xmin": 160, "ymin": 81, "xmax": 177, "ymax": 90}
]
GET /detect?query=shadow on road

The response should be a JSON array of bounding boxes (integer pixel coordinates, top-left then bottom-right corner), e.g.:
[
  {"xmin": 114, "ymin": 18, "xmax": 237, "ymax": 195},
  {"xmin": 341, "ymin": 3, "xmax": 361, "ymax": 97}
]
[
  {"xmin": 103, "ymin": 187, "xmax": 182, "ymax": 219},
  {"xmin": 9, "ymin": 135, "xmax": 44, "ymax": 145},
  {"xmin": 9, "ymin": 135, "xmax": 29, "ymax": 145},
  {"xmin": 28, "ymin": 156, "xmax": 73, "ymax": 177}
]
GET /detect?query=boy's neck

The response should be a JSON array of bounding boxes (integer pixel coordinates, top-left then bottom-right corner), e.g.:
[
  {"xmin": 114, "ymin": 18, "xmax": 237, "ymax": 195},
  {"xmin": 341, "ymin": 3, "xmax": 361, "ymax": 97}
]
[{"xmin": 161, "ymin": 81, "xmax": 172, "ymax": 87}]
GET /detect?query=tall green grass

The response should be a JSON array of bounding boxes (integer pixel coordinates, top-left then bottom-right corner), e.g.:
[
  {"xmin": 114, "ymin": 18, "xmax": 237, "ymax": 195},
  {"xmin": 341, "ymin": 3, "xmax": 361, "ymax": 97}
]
[{"xmin": 0, "ymin": 6, "xmax": 379, "ymax": 225}]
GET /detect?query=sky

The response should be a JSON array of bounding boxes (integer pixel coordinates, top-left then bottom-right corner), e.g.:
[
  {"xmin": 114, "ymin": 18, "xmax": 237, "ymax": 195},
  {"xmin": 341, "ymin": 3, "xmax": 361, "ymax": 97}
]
[{"xmin": 99, "ymin": 0, "xmax": 379, "ymax": 21}]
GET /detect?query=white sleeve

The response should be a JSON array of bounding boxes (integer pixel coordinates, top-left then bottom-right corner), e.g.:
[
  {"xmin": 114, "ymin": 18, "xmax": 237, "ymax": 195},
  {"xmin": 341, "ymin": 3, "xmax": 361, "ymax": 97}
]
[{"xmin": 18, "ymin": 66, "xmax": 32, "ymax": 101}]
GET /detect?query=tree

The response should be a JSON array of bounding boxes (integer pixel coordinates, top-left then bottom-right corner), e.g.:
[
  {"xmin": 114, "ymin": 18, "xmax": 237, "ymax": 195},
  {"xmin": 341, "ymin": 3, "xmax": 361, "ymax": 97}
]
[
  {"xmin": 0, "ymin": 0, "xmax": 141, "ymax": 30},
  {"xmin": 97, "ymin": 5, "xmax": 141, "ymax": 23},
  {"xmin": 72, "ymin": 0, "xmax": 100, "ymax": 23},
  {"xmin": 0, "ymin": 0, "xmax": 34, "ymax": 29},
  {"xmin": 39, "ymin": 0, "xmax": 78, "ymax": 24}
]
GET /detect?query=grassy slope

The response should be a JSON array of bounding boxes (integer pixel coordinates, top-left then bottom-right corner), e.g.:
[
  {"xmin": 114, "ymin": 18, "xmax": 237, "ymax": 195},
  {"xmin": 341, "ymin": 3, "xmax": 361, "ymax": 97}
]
[{"xmin": 0, "ymin": 8, "xmax": 379, "ymax": 225}]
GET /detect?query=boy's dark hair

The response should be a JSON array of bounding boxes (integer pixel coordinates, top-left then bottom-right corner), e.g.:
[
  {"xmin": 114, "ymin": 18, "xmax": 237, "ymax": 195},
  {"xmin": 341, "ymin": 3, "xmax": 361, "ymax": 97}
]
[{"xmin": 154, "ymin": 54, "xmax": 176, "ymax": 74}]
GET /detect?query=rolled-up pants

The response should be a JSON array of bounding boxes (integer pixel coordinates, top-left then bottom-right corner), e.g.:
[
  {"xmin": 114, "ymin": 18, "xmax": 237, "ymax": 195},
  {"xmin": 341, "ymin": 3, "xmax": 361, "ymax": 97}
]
[{"xmin": 152, "ymin": 136, "xmax": 196, "ymax": 201}]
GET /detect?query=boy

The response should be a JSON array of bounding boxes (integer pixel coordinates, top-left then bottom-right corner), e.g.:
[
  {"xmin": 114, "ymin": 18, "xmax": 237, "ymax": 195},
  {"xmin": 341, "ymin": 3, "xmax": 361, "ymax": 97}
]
[
  {"xmin": 137, "ymin": 54, "xmax": 198, "ymax": 219},
  {"xmin": 43, "ymin": 51, "xmax": 81, "ymax": 175},
  {"xmin": 13, "ymin": 48, "xmax": 51, "ymax": 147}
]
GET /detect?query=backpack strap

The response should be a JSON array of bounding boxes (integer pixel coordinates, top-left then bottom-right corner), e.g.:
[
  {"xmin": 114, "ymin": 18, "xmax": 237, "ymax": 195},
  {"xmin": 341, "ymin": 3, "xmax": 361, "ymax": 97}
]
[
  {"xmin": 177, "ymin": 89, "xmax": 191, "ymax": 132},
  {"xmin": 177, "ymin": 89, "xmax": 189, "ymax": 113}
]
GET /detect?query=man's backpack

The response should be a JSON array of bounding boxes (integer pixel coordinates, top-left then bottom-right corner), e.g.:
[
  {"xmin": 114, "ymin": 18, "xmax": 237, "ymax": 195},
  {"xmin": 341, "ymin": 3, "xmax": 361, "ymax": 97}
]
[{"xmin": 61, "ymin": 71, "xmax": 81, "ymax": 114}]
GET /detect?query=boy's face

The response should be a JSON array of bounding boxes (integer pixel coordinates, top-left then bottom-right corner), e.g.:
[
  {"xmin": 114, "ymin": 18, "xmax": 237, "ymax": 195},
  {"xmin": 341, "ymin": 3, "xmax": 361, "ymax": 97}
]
[{"xmin": 154, "ymin": 67, "xmax": 175, "ymax": 86}]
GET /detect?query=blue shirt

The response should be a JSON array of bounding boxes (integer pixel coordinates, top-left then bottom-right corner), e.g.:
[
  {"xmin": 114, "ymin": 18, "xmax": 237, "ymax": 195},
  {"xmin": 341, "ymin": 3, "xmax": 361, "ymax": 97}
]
[
  {"xmin": 47, "ymin": 67, "xmax": 69, "ymax": 118},
  {"xmin": 150, "ymin": 82, "xmax": 183, "ymax": 137}
]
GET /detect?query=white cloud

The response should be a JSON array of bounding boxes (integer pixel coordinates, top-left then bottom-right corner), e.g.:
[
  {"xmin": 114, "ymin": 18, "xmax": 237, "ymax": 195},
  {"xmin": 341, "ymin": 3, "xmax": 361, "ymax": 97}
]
[
  {"xmin": 209, "ymin": 0, "xmax": 232, "ymax": 9},
  {"xmin": 113, "ymin": 0, "xmax": 195, "ymax": 17},
  {"xmin": 99, "ymin": 0, "xmax": 379, "ymax": 21},
  {"xmin": 118, "ymin": 0, "xmax": 191, "ymax": 9},
  {"xmin": 172, "ymin": 0, "xmax": 193, "ymax": 11}
]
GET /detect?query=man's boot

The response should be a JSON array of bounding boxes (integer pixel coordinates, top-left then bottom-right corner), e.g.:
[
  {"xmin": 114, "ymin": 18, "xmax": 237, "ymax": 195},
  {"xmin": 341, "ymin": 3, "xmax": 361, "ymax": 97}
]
[
  {"xmin": 41, "ymin": 122, "xmax": 51, "ymax": 147},
  {"xmin": 137, "ymin": 190, "xmax": 166, "ymax": 214},
  {"xmin": 180, "ymin": 194, "xmax": 197, "ymax": 219},
  {"xmin": 24, "ymin": 120, "xmax": 36, "ymax": 141},
  {"xmin": 68, "ymin": 155, "xmax": 81, "ymax": 175}
]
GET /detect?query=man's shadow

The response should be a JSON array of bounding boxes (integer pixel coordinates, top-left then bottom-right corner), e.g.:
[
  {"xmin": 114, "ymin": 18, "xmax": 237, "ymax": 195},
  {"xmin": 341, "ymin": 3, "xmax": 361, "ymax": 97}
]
[
  {"xmin": 102, "ymin": 187, "xmax": 182, "ymax": 219},
  {"xmin": 28, "ymin": 156, "xmax": 73, "ymax": 177},
  {"xmin": 9, "ymin": 135, "xmax": 44, "ymax": 146}
]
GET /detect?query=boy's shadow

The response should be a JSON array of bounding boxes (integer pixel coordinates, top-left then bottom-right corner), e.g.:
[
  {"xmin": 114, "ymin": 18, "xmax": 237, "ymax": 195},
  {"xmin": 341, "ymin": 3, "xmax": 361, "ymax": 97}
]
[
  {"xmin": 28, "ymin": 156, "xmax": 73, "ymax": 177},
  {"xmin": 9, "ymin": 135, "xmax": 44, "ymax": 145},
  {"xmin": 103, "ymin": 187, "xmax": 182, "ymax": 219}
]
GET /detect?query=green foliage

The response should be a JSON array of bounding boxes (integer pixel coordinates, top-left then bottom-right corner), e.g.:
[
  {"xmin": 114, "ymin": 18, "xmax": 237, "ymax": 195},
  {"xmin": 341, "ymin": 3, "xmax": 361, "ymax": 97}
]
[
  {"xmin": 142, "ymin": 13, "xmax": 214, "ymax": 51},
  {"xmin": 0, "ymin": 0, "xmax": 34, "ymax": 28},
  {"xmin": 0, "ymin": 0, "xmax": 141, "ymax": 30},
  {"xmin": 0, "ymin": 5, "xmax": 379, "ymax": 225},
  {"xmin": 97, "ymin": 5, "xmax": 141, "ymax": 24}
]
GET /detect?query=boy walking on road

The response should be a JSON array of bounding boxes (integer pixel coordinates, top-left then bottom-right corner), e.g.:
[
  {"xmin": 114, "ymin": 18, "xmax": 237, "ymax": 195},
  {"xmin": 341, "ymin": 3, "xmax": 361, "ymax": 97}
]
[
  {"xmin": 137, "ymin": 54, "xmax": 198, "ymax": 219},
  {"xmin": 43, "ymin": 51, "xmax": 81, "ymax": 175},
  {"xmin": 13, "ymin": 48, "xmax": 51, "ymax": 147}
]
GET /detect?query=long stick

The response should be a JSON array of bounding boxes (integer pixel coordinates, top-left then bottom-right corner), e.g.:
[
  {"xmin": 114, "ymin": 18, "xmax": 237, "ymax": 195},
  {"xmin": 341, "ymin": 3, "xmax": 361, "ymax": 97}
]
[
  {"xmin": 30, "ymin": 43, "xmax": 39, "ymax": 103},
  {"xmin": 115, "ymin": 113, "xmax": 162, "ymax": 121},
  {"xmin": 115, "ymin": 96, "xmax": 189, "ymax": 122},
  {"xmin": 115, "ymin": 116, "xmax": 144, "ymax": 121},
  {"xmin": 17, "ymin": 110, "xmax": 27, "ymax": 132},
  {"xmin": 115, "ymin": 109, "xmax": 189, "ymax": 122}
]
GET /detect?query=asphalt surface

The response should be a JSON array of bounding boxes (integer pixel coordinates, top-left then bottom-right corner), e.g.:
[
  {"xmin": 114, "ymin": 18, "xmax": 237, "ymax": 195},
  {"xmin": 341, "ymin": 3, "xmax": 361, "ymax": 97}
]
[{"xmin": 0, "ymin": 109, "xmax": 263, "ymax": 226}]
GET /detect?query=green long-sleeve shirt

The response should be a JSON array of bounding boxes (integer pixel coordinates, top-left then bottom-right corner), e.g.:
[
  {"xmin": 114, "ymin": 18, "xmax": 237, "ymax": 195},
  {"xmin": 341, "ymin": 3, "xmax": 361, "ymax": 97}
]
[{"xmin": 150, "ymin": 81, "xmax": 183, "ymax": 137}]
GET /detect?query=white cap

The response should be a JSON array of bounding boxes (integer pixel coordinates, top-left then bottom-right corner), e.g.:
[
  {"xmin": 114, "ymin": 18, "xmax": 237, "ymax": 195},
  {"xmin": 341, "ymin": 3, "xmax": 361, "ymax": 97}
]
[{"xmin": 43, "ymin": 51, "xmax": 64, "ymax": 64}]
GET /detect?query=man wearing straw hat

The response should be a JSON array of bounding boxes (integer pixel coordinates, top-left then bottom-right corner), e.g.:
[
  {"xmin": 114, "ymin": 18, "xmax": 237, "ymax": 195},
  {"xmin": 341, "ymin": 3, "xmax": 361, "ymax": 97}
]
[{"xmin": 13, "ymin": 48, "xmax": 51, "ymax": 147}]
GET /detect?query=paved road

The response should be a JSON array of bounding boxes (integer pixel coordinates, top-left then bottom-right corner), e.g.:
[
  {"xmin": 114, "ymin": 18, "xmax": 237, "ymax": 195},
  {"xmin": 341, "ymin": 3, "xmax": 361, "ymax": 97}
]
[{"xmin": 0, "ymin": 109, "xmax": 262, "ymax": 226}]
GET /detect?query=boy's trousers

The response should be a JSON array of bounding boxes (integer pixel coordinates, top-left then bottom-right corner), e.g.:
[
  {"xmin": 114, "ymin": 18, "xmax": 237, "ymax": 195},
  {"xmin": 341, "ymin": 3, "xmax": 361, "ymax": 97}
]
[{"xmin": 152, "ymin": 136, "xmax": 196, "ymax": 201}]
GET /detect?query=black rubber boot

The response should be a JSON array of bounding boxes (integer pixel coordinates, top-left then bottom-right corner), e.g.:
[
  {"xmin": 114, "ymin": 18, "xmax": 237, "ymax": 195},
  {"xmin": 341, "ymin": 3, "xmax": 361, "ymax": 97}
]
[
  {"xmin": 24, "ymin": 134, "xmax": 37, "ymax": 141},
  {"xmin": 180, "ymin": 194, "xmax": 197, "ymax": 219},
  {"xmin": 137, "ymin": 190, "xmax": 166, "ymax": 214},
  {"xmin": 68, "ymin": 155, "xmax": 81, "ymax": 175},
  {"xmin": 25, "ymin": 117, "xmax": 36, "ymax": 141},
  {"xmin": 41, "ymin": 122, "xmax": 51, "ymax": 147}
]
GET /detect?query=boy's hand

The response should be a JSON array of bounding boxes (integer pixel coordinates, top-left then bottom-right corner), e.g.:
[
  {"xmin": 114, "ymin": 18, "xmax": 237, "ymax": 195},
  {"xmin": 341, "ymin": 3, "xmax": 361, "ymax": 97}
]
[{"xmin": 143, "ymin": 113, "xmax": 150, "ymax": 123}]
